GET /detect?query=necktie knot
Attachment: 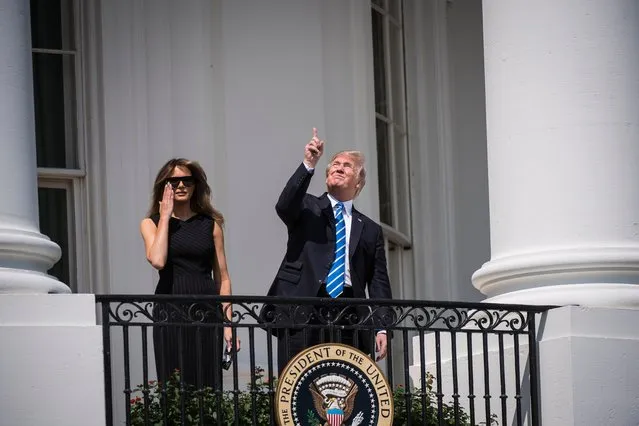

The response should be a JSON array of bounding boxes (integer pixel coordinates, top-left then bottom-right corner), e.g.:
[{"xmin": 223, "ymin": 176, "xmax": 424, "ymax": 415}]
[{"xmin": 335, "ymin": 202, "xmax": 344, "ymax": 214}]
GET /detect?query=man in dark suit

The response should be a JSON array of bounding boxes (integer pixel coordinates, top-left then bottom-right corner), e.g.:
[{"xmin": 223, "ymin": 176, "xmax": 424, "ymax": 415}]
[{"xmin": 267, "ymin": 128, "xmax": 393, "ymax": 373}]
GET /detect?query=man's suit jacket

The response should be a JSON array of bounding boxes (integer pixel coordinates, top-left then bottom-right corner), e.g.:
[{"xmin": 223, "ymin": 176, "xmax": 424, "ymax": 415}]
[{"xmin": 267, "ymin": 163, "xmax": 392, "ymax": 301}]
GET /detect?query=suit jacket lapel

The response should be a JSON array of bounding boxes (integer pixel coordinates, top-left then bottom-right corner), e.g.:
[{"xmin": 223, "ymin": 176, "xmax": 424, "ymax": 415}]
[
  {"xmin": 319, "ymin": 193, "xmax": 335, "ymax": 230},
  {"xmin": 350, "ymin": 208, "xmax": 364, "ymax": 259}
]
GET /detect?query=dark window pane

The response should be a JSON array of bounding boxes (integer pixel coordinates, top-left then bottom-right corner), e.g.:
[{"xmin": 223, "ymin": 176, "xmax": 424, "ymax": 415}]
[
  {"xmin": 30, "ymin": 0, "xmax": 74, "ymax": 50},
  {"xmin": 372, "ymin": 10, "xmax": 387, "ymax": 116},
  {"xmin": 33, "ymin": 53, "xmax": 78, "ymax": 168},
  {"xmin": 376, "ymin": 120, "xmax": 393, "ymax": 226},
  {"xmin": 390, "ymin": 25, "xmax": 406, "ymax": 129},
  {"xmin": 38, "ymin": 187, "xmax": 71, "ymax": 288}
]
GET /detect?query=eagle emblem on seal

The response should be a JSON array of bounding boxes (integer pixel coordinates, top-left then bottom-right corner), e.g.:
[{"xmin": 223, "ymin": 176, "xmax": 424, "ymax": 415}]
[{"xmin": 310, "ymin": 374, "xmax": 362, "ymax": 426}]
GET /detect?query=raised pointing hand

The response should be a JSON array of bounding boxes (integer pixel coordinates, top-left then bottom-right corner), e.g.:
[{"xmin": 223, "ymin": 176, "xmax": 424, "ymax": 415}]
[{"xmin": 304, "ymin": 127, "xmax": 324, "ymax": 169}]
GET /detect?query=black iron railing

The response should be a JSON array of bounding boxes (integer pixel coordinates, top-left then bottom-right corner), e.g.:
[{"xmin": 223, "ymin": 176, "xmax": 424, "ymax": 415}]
[{"xmin": 96, "ymin": 295, "xmax": 553, "ymax": 426}]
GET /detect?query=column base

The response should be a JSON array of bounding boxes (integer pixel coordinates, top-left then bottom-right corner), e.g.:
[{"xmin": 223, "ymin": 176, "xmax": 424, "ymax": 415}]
[
  {"xmin": 0, "ymin": 225, "xmax": 69, "ymax": 293},
  {"xmin": 0, "ymin": 268, "xmax": 70, "ymax": 294},
  {"xmin": 482, "ymin": 283, "xmax": 639, "ymax": 308},
  {"xmin": 472, "ymin": 247, "xmax": 639, "ymax": 308}
]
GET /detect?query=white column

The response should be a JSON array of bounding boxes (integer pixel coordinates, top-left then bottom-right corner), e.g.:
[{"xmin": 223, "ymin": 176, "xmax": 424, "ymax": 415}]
[
  {"xmin": 0, "ymin": 0, "xmax": 69, "ymax": 293},
  {"xmin": 1, "ymin": 2, "xmax": 103, "ymax": 424},
  {"xmin": 473, "ymin": 0, "xmax": 639, "ymax": 308}
]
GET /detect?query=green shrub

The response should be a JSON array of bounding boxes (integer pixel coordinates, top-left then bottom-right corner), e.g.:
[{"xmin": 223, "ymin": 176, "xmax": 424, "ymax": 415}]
[
  {"xmin": 392, "ymin": 374, "xmax": 497, "ymax": 425},
  {"xmin": 130, "ymin": 368, "xmax": 497, "ymax": 425},
  {"xmin": 129, "ymin": 367, "xmax": 272, "ymax": 425}
]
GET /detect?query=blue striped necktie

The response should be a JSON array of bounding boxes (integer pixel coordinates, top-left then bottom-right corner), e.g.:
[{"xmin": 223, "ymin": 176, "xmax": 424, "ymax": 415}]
[{"xmin": 326, "ymin": 202, "xmax": 346, "ymax": 298}]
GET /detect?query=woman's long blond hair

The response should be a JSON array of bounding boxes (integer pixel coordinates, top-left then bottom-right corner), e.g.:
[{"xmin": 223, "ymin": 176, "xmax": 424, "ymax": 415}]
[{"xmin": 147, "ymin": 158, "xmax": 224, "ymax": 225}]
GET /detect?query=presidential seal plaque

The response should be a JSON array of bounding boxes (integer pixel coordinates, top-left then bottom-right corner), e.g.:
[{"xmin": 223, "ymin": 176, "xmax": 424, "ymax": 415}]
[{"xmin": 275, "ymin": 343, "xmax": 393, "ymax": 426}]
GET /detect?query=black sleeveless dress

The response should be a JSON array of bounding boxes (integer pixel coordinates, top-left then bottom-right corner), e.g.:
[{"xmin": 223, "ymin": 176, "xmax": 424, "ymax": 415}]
[{"xmin": 151, "ymin": 213, "xmax": 222, "ymax": 389}]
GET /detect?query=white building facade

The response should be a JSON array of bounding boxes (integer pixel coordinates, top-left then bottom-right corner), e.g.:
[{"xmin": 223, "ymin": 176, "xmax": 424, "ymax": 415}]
[{"xmin": 1, "ymin": 0, "xmax": 638, "ymax": 424}]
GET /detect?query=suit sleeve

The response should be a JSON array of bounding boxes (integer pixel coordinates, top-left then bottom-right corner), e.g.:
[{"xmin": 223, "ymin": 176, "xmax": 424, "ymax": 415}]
[
  {"xmin": 368, "ymin": 225, "xmax": 392, "ymax": 300},
  {"xmin": 275, "ymin": 163, "xmax": 314, "ymax": 226}
]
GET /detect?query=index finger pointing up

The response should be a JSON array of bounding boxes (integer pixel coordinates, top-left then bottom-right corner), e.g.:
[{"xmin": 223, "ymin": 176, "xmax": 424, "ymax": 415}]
[{"xmin": 313, "ymin": 127, "xmax": 319, "ymax": 139}]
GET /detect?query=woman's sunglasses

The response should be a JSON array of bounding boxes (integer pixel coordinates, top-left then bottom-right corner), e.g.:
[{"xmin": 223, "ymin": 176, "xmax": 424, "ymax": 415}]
[{"xmin": 165, "ymin": 176, "xmax": 195, "ymax": 189}]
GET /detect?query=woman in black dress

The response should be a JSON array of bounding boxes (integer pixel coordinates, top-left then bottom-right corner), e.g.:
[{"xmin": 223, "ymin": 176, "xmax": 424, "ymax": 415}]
[{"xmin": 140, "ymin": 158, "xmax": 240, "ymax": 390}]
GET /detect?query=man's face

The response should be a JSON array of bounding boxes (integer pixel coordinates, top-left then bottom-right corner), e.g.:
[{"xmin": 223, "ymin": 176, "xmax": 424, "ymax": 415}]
[{"xmin": 326, "ymin": 154, "xmax": 360, "ymax": 199}]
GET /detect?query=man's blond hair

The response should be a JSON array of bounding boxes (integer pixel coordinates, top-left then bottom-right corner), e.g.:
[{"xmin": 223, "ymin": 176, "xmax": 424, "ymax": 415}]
[{"xmin": 325, "ymin": 150, "xmax": 366, "ymax": 196}]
